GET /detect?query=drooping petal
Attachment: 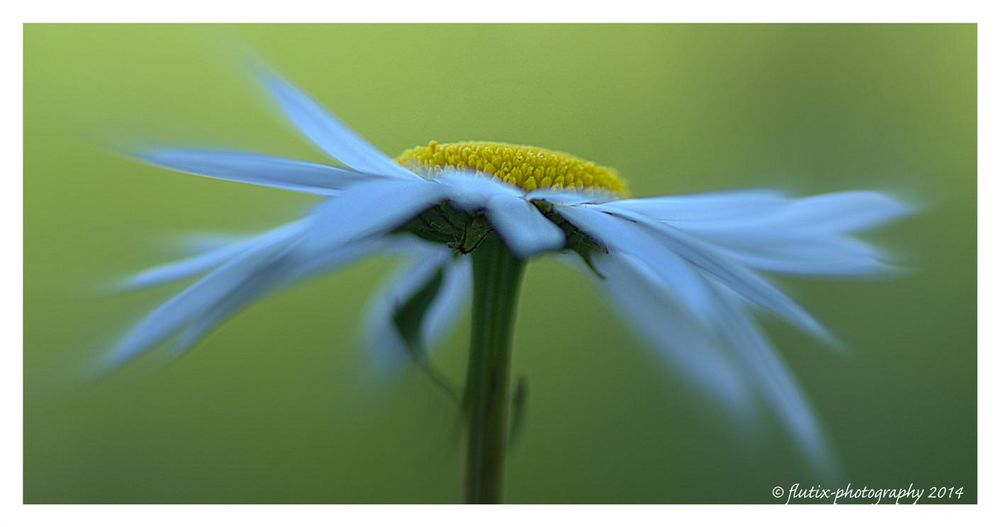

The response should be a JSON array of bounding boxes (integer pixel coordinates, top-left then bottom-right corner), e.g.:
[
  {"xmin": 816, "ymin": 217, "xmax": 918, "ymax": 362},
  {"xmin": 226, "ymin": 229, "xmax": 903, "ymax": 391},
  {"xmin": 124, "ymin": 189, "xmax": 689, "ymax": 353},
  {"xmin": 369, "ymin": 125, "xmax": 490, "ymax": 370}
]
[
  {"xmin": 422, "ymin": 256, "xmax": 472, "ymax": 345},
  {"xmin": 257, "ymin": 71, "xmax": 418, "ymax": 180},
  {"xmin": 364, "ymin": 248, "xmax": 469, "ymax": 371},
  {"xmin": 436, "ymin": 171, "xmax": 520, "ymax": 211},
  {"xmin": 306, "ymin": 177, "xmax": 447, "ymax": 253},
  {"xmin": 107, "ymin": 221, "xmax": 309, "ymax": 367},
  {"xmin": 135, "ymin": 149, "xmax": 369, "ymax": 195},
  {"xmin": 420, "ymin": 172, "xmax": 565, "ymax": 257},
  {"xmin": 174, "ymin": 236, "xmax": 386, "ymax": 356},
  {"xmin": 173, "ymin": 257, "xmax": 289, "ymax": 355},
  {"xmin": 588, "ymin": 252, "xmax": 754, "ymax": 410},
  {"xmin": 579, "ymin": 249, "xmax": 836, "ymax": 476},
  {"xmin": 556, "ymin": 205, "xmax": 716, "ymax": 320},
  {"xmin": 485, "ymin": 193, "xmax": 565, "ymax": 258},
  {"xmin": 709, "ymin": 286, "xmax": 838, "ymax": 477},
  {"xmin": 363, "ymin": 254, "xmax": 445, "ymax": 367},
  {"xmin": 283, "ymin": 236, "xmax": 390, "ymax": 283},
  {"xmin": 592, "ymin": 204, "xmax": 833, "ymax": 342}
]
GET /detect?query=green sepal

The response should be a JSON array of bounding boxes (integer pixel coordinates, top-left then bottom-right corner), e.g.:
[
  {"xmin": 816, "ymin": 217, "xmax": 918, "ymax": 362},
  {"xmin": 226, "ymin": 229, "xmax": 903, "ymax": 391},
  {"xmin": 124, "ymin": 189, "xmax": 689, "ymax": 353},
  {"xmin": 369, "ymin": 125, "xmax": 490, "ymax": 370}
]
[
  {"xmin": 390, "ymin": 267, "xmax": 460, "ymax": 401},
  {"xmin": 397, "ymin": 203, "xmax": 473, "ymax": 247},
  {"xmin": 508, "ymin": 375, "xmax": 528, "ymax": 448},
  {"xmin": 458, "ymin": 214, "xmax": 494, "ymax": 254},
  {"xmin": 533, "ymin": 199, "xmax": 608, "ymax": 278},
  {"xmin": 390, "ymin": 267, "xmax": 445, "ymax": 358}
]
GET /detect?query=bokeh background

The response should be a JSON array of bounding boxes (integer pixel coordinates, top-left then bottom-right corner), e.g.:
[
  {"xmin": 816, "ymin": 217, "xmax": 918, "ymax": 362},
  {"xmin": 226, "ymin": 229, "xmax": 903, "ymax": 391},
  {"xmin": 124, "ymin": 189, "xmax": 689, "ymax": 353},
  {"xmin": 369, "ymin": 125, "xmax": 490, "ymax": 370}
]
[{"xmin": 24, "ymin": 24, "xmax": 976, "ymax": 503}]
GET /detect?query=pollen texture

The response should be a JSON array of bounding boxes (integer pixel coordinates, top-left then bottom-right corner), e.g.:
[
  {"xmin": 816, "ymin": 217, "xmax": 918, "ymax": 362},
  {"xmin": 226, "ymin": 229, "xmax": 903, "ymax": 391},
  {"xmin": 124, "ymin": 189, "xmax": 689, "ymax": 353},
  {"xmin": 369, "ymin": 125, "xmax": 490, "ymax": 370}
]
[{"xmin": 396, "ymin": 141, "xmax": 629, "ymax": 196}]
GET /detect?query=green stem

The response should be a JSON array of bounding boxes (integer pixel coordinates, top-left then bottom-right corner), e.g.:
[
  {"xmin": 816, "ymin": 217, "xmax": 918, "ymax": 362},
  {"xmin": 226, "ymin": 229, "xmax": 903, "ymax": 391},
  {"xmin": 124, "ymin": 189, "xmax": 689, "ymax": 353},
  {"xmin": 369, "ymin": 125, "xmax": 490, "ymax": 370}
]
[{"xmin": 462, "ymin": 231, "xmax": 525, "ymax": 504}]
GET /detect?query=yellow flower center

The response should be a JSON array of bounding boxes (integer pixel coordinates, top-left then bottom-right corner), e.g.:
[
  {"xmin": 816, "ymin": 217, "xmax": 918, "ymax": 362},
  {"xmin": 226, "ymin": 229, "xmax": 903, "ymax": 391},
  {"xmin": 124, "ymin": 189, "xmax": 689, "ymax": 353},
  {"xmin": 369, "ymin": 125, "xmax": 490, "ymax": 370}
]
[{"xmin": 396, "ymin": 141, "xmax": 629, "ymax": 197}]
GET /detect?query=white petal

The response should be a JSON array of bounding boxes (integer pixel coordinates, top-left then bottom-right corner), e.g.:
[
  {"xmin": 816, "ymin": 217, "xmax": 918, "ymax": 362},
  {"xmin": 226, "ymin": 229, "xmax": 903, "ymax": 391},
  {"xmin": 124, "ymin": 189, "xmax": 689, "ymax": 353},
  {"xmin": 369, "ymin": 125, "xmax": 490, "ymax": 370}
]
[
  {"xmin": 760, "ymin": 191, "xmax": 913, "ymax": 234},
  {"xmin": 306, "ymin": 178, "xmax": 446, "ymax": 253},
  {"xmin": 107, "ymin": 222, "xmax": 308, "ymax": 367},
  {"xmin": 705, "ymin": 233, "xmax": 897, "ymax": 276},
  {"xmin": 175, "ymin": 236, "xmax": 386, "ymax": 356},
  {"xmin": 258, "ymin": 71, "xmax": 418, "ymax": 180},
  {"xmin": 173, "ymin": 259, "xmax": 288, "ymax": 355},
  {"xmin": 556, "ymin": 205, "xmax": 716, "ymax": 320},
  {"xmin": 710, "ymin": 287, "xmax": 837, "ymax": 477},
  {"xmin": 486, "ymin": 193, "xmax": 565, "ymax": 258},
  {"xmin": 422, "ymin": 256, "xmax": 472, "ymax": 345},
  {"xmin": 120, "ymin": 244, "xmax": 248, "ymax": 291},
  {"xmin": 589, "ymin": 252, "xmax": 754, "ymax": 410},
  {"xmin": 585, "ymin": 250, "xmax": 836, "ymax": 476},
  {"xmin": 651, "ymin": 191, "xmax": 910, "ymax": 238},
  {"xmin": 364, "ymin": 247, "xmax": 467, "ymax": 372},
  {"xmin": 283, "ymin": 236, "xmax": 389, "ymax": 282},
  {"xmin": 434, "ymin": 173, "xmax": 564, "ymax": 256},
  {"xmin": 622, "ymin": 190, "xmax": 911, "ymax": 278},
  {"xmin": 592, "ymin": 203, "xmax": 832, "ymax": 342},
  {"xmin": 526, "ymin": 188, "xmax": 615, "ymax": 205},
  {"xmin": 436, "ymin": 171, "xmax": 520, "ymax": 211},
  {"xmin": 118, "ymin": 221, "xmax": 308, "ymax": 290},
  {"xmin": 610, "ymin": 189, "xmax": 789, "ymax": 223},
  {"xmin": 136, "ymin": 149, "xmax": 368, "ymax": 194}
]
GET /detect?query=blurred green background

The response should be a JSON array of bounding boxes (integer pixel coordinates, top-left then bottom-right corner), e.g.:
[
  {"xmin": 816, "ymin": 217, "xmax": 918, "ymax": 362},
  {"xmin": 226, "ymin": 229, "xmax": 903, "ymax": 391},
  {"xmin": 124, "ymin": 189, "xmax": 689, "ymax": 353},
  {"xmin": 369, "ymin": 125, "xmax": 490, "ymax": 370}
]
[{"xmin": 24, "ymin": 24, "xmax": 976, "ymax": 503}]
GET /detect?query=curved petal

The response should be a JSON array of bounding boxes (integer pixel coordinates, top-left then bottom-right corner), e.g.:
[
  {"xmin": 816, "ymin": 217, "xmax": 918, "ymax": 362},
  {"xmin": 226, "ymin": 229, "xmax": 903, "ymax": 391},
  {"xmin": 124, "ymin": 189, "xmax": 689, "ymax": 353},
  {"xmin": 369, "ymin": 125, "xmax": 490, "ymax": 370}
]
[
  {"xmin": 114, "ymin": 224, "xmax": 389, "ymax": 367},
  {"xmin": 173, "ymin": 258, "xmax": 290, "ymax": 355},
  {"xmin": 592, "ymin": 203, "xmax": 833, "ymax": 342},
  {"xmin": 419, "ymin": 172, "xmax": 565, "ymax": 257},
  {"xmin": 436, "ymin": 171, "xmax": 520, "ymax": 211},
  {"xmin": 364, "ymin": 249, "xmax": 469, "ymax": 372},
  {"xmin": 423, "ymin": 256, "xmax": 472, "ymax": 345},
  {"xmin": 285, "ymin": 236, "xmax": 390, "ymax": 282},
  {"xmin": 134, "ymin": 149, "xmax": 373, "ymax": 195},
  {"xmin": 118, "ymin": 221, "xmax": 309, "ymax": 291},
  {"xmin": 556, "ymin": 205, "xmax": 715, "ymax": 320},
  {"xmin": 258, "ymin": 71, "xmax": 418, "ymax": 180},
  {"xmin": 107, "ymin": 221, "xmax": 309, "ymax": 367},
  {"xmin": 175, "ymin": 236, "xmax": 386, "ymax": 356},
  {"xmin": 306, "ymin": 177, "xmax": 447, "ymax": 253},
  {"xmin": 119, "ymin": 243, "xmax": 249, "ymax": 291},
  {"xmin": 613, "ymin": 190, "xmax": 911, "ymax": 279},
  {"xmin": 485, "ymin": 193, "xmax": 565, "ymax": 258},
  {"xmin": 710, "ymin": 286, "xmax": 838, "ymax": 477},
  {"xmin": 588, "ymin": 252, "xmax": 754, "ymax": 411},
  {"xmin": 117, "ymin": 187, "xmax": 417, "ymax": 292},
  {"xmin": 583, "ymin": 250, "xmax": 836, "ymax": 476}
]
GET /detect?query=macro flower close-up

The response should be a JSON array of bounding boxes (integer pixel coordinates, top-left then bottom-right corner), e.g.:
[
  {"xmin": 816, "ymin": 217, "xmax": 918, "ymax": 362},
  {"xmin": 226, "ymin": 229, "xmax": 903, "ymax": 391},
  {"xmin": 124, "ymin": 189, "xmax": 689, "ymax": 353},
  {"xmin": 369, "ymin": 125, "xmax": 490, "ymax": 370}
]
[
  {"xmin": 24, "ymin": 24, "xmax": 976, "ymax": 505},
  {"xmin": 109, "ymin": 65, "xmax": 912, "ymax": 502}
]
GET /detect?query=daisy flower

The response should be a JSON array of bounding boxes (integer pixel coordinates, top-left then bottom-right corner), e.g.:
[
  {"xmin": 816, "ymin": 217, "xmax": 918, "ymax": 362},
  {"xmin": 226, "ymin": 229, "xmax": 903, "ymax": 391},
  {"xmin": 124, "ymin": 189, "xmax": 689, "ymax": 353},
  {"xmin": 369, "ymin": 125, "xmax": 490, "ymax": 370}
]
[{"xmin": 109, "ymin": 67, "xmax": 911, "ymax": 503}]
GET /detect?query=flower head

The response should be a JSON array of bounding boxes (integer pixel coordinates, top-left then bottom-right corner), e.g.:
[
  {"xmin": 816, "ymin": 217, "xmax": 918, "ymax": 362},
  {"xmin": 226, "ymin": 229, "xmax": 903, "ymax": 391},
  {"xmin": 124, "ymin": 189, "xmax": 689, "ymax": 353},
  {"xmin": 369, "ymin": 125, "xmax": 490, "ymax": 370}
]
[
  {"xmin": 110, "ymin": 66, "xmax": 912, "ymax": 476},
  {"xmin": 397, "ymin": 140, "xmax": 629, "ymax": 195}
]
